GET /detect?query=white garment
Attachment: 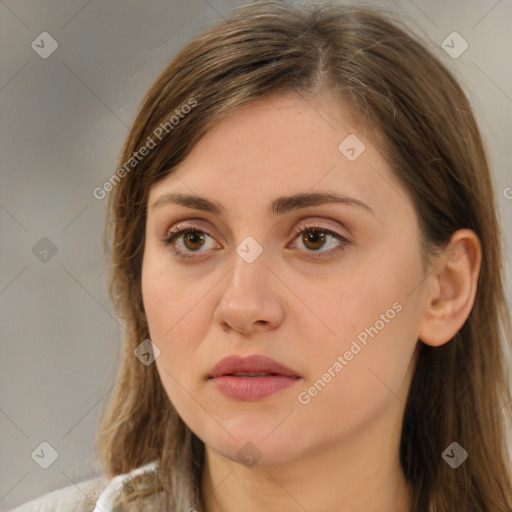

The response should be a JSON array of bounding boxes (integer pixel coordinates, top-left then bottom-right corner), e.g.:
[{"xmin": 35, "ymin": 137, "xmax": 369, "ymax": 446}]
[
  {"xmin": 9, "ymin": 476, "xmax": 108, "ymax": 512},
  {"xmin": 92, "ymin": 460, "xmax": 159, "ymax": 512},
  {"xmin": 9, "ymin": 461, "xmax": 159, "ymax": 512}
]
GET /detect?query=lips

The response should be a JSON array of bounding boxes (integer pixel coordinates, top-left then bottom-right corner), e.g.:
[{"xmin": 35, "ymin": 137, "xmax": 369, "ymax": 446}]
[
  {"xmin": 208, "ymin": 354, "xmax": 301, "ymax": 401},
  {"xmin": 209, "ymin": 354, "xmax": 299, "ymax": 378}
]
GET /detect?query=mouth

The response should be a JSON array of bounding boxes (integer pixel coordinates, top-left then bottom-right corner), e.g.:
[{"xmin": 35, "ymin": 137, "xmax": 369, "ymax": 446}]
[
  {"xmin": 225, "ymin": 371, "xmax": 285, "ymax": 377},
  {"xmin": 208, "ymin": 354, "xmax": 301, "ymax": 401}
]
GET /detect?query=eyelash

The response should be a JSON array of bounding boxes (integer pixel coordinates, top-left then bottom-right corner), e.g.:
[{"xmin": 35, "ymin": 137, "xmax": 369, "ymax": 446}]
[{"xmin": 163, "ymin": 222, "xmax": 351, "ymax": 261}]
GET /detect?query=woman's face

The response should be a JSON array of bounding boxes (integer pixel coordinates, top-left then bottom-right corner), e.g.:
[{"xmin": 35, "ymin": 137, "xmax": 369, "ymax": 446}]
[{"xmin": 142, "ymin": 91, "xmax": 428, "ymax": 466}]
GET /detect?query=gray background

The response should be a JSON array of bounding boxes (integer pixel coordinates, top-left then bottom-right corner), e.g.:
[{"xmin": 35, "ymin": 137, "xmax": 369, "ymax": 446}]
[{"xmin": 1, "ymin": 0, "xmax": 511, "ymax": 509}]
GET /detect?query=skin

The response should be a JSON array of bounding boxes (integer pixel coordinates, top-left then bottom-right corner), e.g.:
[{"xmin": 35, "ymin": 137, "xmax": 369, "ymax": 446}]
[{"xmin": 141, "ymin": 91, "xmax": 481, "ymax": 512}]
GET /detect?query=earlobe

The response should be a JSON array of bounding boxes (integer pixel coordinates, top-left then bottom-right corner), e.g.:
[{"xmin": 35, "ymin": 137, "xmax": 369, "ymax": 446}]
[{"xmin": 418, "ymin": 229, "xmax": 482, "ymax": 347}]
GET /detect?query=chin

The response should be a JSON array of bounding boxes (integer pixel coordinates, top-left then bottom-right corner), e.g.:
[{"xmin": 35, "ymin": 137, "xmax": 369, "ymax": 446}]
[{"xmin": 197, "ymin": 419, "xmax": 307, "ymax": 468}]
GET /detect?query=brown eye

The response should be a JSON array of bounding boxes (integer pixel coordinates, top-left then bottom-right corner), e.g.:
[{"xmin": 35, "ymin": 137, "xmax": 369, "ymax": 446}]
[
  {"xmin": 163, "ymin": 226, "xmax": 221, "ymax": 261},
  {"xmin": 182, "ymin": 231, "xmax": 206, "ymax": 251},
  {"xmin": 289, "ymin": 224, "xmax": 351, "ymax": 259},
  {"xmin": 302, "ymin": 230, "xmax": 327, "ymax": 251}
]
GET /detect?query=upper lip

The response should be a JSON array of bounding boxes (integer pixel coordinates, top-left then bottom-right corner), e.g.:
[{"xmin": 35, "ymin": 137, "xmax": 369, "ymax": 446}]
[{"xmin": 209, "ymin": 354, "xmax": 300, "ymax": 378}]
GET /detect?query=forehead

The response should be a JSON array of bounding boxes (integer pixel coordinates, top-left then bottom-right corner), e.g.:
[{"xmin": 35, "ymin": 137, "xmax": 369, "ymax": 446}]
[{"xmin": 148, "ymin": 91, "xmax": 410, "ymax": 221}]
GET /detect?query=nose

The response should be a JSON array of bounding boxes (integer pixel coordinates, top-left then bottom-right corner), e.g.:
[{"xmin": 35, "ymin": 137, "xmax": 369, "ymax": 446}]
[{"xmin": 213, "ymin": 249, "xmax": 285, "ymax": 335}]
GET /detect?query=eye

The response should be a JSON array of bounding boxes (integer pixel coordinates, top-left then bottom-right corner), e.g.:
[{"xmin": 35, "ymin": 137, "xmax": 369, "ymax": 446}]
[
  {"xmin": 163, "ymin": 224, "xmax": 220, "ymax": 261},
  {"xmin": 288, "ymin": 223, "xmax": 351, "ymax": 258},
  {"xmin": 163, "ymin": 221, "xmax": 351, "ymax": 261}
]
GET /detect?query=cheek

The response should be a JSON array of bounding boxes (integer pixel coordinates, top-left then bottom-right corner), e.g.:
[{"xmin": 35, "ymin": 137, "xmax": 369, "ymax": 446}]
[
  {"xmin": 142, "ymin": 248, "xmax": 204, "ymax": 338},
  {"xmin": 292, "ymin": 247, "xmax": 422, "ymax": 415},
  {"xmin": 143, "ymin": 267, "xmax": 212, "ymax": 425},
  {"xmin": 141, "ymin": 256, "xmax": 210, "ymax": 382},
  {"xmin": 293, "ymin": 307, "xmax": 418, "ymax": 447}
]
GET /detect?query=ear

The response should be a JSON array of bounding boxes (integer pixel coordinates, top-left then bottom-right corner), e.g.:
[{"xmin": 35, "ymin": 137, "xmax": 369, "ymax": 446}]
[{"xmin": 418, "ymin": 229, "xmax": 482, "ymax": 347}]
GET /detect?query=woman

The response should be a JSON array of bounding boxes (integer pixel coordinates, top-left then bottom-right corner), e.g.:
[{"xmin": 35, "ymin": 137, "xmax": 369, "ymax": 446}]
[{"xmin": 13, "ymin": 1, "xmax": 512, "ymax": 511}]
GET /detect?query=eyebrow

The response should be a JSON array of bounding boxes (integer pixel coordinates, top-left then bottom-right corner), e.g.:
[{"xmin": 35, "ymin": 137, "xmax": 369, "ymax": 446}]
[{"xmin": 151, "ymin": 191, "xmax": 374, "ymax": 216}]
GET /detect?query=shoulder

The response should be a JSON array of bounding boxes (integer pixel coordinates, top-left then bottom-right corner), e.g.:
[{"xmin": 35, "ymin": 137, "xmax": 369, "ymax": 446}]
[
  {"xmin": 9, "ymin": 460, "xmax": 160, "ymax": 512},
  {"xmin": 9, "ymin": 474, "xmax": 109, "ymax": 512}
]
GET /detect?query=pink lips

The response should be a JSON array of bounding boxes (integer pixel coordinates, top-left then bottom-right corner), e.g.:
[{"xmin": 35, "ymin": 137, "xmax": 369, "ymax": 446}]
[{"xmin": 209, "ymin": 354, "xmax": 301, "ymax": 401}]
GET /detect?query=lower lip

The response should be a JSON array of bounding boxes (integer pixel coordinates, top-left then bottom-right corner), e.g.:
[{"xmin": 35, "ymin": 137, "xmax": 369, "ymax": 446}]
[{"xmin": 210, "ymin": 375, "xmax": 300, "ymax": 401}]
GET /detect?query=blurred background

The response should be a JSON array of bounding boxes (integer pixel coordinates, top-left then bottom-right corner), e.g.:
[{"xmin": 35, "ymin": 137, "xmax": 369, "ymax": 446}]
[{"xmin": 1, "ymin": 0, "xmax": 511, "ymax": 508}]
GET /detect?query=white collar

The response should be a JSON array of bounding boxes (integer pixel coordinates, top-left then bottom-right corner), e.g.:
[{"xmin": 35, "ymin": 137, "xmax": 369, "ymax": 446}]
[{"xmin": 93, "ymin": 460, "xmax": 159, "ymax": 512}]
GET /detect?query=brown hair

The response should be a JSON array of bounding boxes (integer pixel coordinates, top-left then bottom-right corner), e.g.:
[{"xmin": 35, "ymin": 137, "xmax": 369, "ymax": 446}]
[{"xmin": 95, "ymin": 2, "xmax": 512, "ymax": 511}]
